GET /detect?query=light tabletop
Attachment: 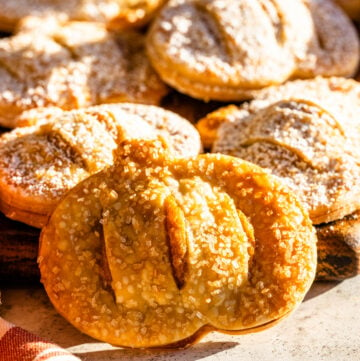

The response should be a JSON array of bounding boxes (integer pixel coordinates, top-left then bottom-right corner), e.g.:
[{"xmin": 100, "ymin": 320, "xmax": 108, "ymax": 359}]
[{"xmin": 1, "ymin": 276, "xmax": 360, "ymax": 361}]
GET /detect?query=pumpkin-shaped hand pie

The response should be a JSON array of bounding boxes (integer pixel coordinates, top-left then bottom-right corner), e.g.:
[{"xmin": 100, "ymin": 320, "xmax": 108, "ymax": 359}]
[
  {"xmin": 210, "ymin": 95, "xmax": 360, "ymax": 225},
  {"xmin": 146, "ymin": 0, "xmax": 359, "ymax": 101},
  {"xmin": 0, "ymin": 18, "xmax": 167, "ymax": 128},
  {"xmin": 199, "ymin": 77, "xmax": 360, "ymax": 280},
  {"xmin": 0, "ymin": 104, "xmax": 201, "ymax": 228},
  {"xmin": 39, "ymin": 139, "xmax": 317, "ymax": 348}
]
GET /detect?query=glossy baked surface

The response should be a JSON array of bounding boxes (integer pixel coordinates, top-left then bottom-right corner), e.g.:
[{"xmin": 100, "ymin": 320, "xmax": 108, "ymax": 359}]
[{"xmin": 39, "ymin": 139, "xmax": 317, "ymax": 348}]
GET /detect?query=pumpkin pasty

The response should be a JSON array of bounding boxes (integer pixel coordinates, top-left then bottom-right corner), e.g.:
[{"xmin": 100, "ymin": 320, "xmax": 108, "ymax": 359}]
[
  {"xmin": 0, "ymin": 104, "xmax": 201, "ymax": 228},
  {"xmin": 198, "ymin": 77, "xmax": 360, "ymax": 280},
  {"xmin": 212, "ymin": 98, "xmax": 360, "ymax": 225},
  {"xmin": 146, "ymin": 0, "xmax": 359, "ymax": 101},
  {"xmin": 39, "ymin": 138, "xmax": 317, "ymax": 348}
]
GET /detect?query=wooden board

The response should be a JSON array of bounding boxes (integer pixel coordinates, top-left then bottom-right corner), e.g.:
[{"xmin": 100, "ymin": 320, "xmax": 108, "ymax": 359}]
[
  {"xmin": 316, "ymin": 210, "xmax": 360, "ymax": 280},
  {"xmin": 0, "ymin": 213, "xmax": 40, "ymax": 284}
]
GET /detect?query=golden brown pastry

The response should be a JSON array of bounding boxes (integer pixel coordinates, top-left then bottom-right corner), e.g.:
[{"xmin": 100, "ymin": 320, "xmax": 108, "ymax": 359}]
[
  {"xmin": 0, "ymin": 0, "xmax": 167, "ymax": 32},
  {"xmin": 39, "ymin": 138, "xmax": 317, "ymax": 348},
  {"xmin": 197, "ymin": 77, "xmax": 360, "ymax": 149},
  {"xmin": 0, "ymin": 104, "xmax": 201, "ymax": 228},
  {"xmin": 212, "ymin": 98, "xmax": 360, "ymax": 225},
  {"xmin": 196, "ymin": 105, "xmax": 239, "ymax": 149},
  {"xmin": 0, "ymin": 19, "xmax": 168, "ymax": 128},
  {"xmin": 199, "ymin": 77, "xmax": 360, "ymax": 280},
  {"xmin": 146, "ymin": 0, "xmax": 359, "ymax": 101}
]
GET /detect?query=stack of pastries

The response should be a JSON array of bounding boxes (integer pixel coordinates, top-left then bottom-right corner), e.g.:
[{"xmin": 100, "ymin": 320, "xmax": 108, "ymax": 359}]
[{"xmin": 0, "ymin": 0, "xmax": 359, "ymax": 349}]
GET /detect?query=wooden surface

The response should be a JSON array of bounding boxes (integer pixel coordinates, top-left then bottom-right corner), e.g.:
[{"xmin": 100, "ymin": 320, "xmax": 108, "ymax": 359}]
[
  {"xmin": 316, "ymin": 210, "xmax": 360, "ymax": 280},
  {"xmin": 0, "ymin": 213, "xmax": 40, "ymax": 284}
]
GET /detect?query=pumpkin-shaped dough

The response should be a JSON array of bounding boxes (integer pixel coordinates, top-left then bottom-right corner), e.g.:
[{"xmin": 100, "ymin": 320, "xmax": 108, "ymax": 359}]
[
  {"xmin": 146, "ymin": 0, "xmax": 359, "ymax": 101},
  {"xmin": 0, "ymin": 104, "xmax": 201, "ymax": 228},
  {"xmin": 39, "ymin": 138, "xmax": 317, "ymax": 348},
  {"xmin": 199, "ymin": 78, "xmax": 360, "ymax": 225}
]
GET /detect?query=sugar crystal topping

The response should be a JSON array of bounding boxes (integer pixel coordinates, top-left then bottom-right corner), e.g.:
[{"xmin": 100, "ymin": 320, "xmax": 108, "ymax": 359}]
[
  {"xmin": 0, "ymin": 19, "xmax": 167, "ymax": 128},
  {"xmin": 39, "ymin": 139, "xmax": 317, "ymax": 348},
  {"xmin": 0, "ymin": 104, "xmax": 201, "ymax": 227},
  {"xmin": 214, "ymin": 89, "xmax": 360, "ymax": 224}
]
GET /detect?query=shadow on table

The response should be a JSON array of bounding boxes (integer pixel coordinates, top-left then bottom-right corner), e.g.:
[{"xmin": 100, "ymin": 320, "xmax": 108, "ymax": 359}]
[
  {"xmin": 73, "ymin": 341, "xmax": 238, "ymax": 361},
  {"xmin": 304, "ymin": 280, "xmax": 342, "ymax": 302}
]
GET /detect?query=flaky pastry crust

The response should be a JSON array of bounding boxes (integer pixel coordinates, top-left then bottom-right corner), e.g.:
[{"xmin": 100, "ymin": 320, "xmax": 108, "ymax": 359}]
[
  {"xmin": 0, "ymin": 19, "xmax": 168, "ymax": 128},
  {"xmin": 197, "ymin": 77, "xmax": 360, "ymax": 153},
  {"xmin": 210, "ymin": 97, "xmax": 360, "ymax": 225},
  {"xmin": 39, "ymin": 138, "xmax": 317, "ymax": 348},
  {"xmin": 146, "ymin": 0, "xmax": 359, "ymax": 101},
  {"xmin": 0, "ymin": 104, "xmax": 201, "ymax": 228}
]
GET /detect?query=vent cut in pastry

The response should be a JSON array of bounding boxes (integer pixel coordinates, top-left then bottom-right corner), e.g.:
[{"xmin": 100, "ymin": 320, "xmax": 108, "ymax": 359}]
[
  {"xmin": 146, "ymin": 0, "xmax": 359, "ymax": 101},
  {"xmin": 0, "ymin": 0, "xmax": 167, "ymax": 32},
  {"xmin": 0, "ymin": 104, "xmax": 201, "ymax": 228},
  {"xmin": 39, "ymin": 138, "xmax": 317, "ymax": 348},
  {"xmin": 0, "ymin": 18, "xmax": 168, "ymax": 128}
]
